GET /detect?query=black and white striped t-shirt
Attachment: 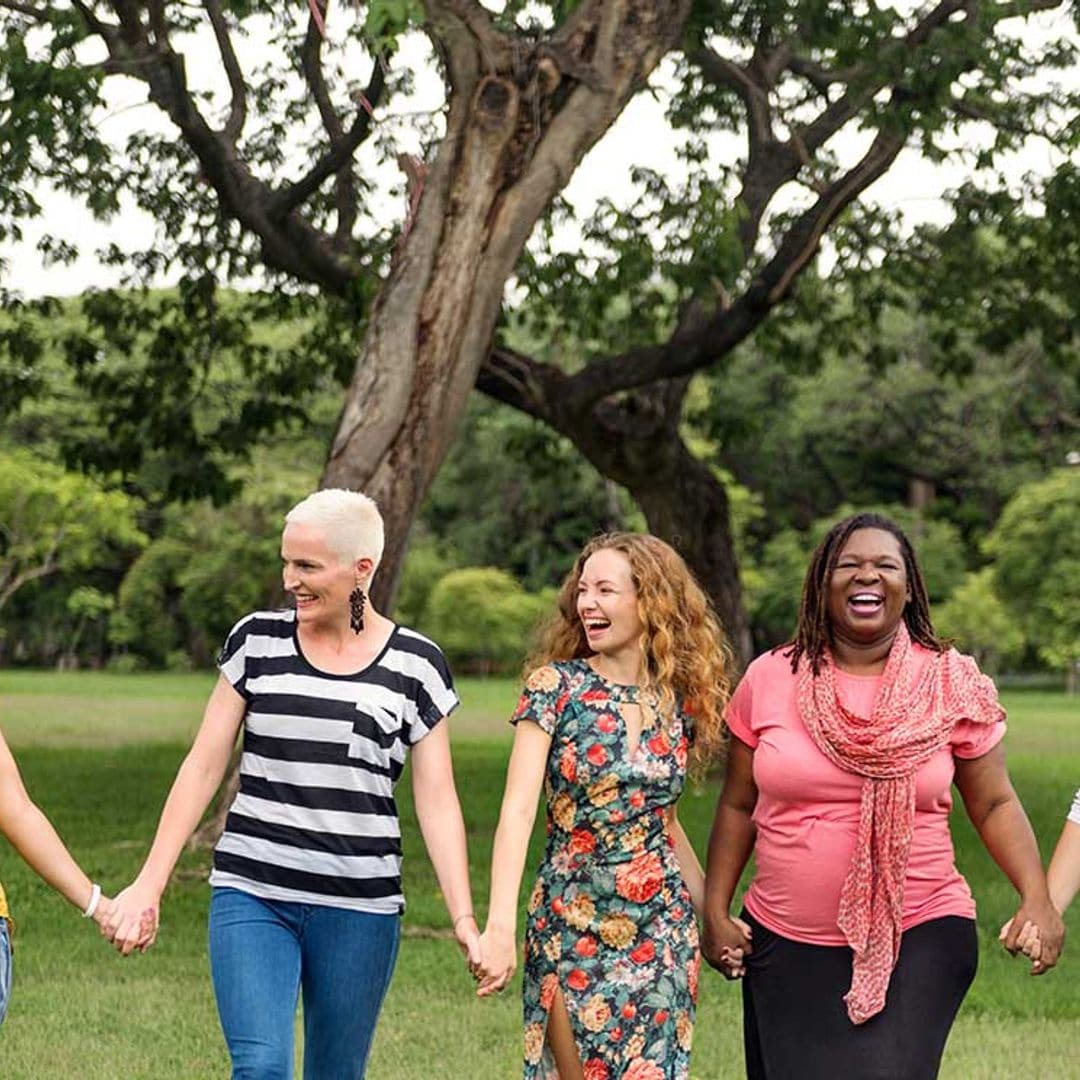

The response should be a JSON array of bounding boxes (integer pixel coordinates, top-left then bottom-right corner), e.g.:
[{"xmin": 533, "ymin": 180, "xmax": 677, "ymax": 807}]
[{"xmin": 209, "ymin": 609, "xmax": 459, "ymax": 914}]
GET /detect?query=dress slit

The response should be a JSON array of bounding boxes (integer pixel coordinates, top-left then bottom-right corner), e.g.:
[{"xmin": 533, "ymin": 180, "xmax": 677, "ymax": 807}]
[{"xmin": 537, "ymin": 980, "xmax": 585, "ymax": 1080}]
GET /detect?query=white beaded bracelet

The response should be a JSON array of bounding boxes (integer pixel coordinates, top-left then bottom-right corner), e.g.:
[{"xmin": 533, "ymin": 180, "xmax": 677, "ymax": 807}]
[{"xmin": 82, "ymin": 883, "xmax": 102, "ymax": 919}]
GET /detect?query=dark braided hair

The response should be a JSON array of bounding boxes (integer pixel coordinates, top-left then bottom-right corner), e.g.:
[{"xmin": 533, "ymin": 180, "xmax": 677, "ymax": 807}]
[{"xmin": 783, "ymin": 512, "xmax": 946, "ymax": 675}]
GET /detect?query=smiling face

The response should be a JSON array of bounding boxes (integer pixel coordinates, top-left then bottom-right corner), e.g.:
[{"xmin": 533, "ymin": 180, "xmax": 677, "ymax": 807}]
[
  {"xmin": 827, "ymin": 527, "xmax": 911, "ymax": 647},
  {"xmin": 281, "ymin": 521, "xmax": 362, "ymax": 629},
  {"xmin": 576, "ymin": 548, "xmax": 643, "ymax": 660}
]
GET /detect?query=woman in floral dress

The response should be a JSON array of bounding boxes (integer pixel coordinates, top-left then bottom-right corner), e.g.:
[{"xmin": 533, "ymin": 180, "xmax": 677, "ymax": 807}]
[{"xmin": 477, "ymin": 533, "xmax": 739, "ymax": 1079}]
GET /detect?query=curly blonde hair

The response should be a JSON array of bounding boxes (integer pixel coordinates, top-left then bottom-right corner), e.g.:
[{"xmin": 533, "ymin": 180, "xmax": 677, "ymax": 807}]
[{"xmin": 528, "ymin": 532, "xmax": 734, "ymax": 779}]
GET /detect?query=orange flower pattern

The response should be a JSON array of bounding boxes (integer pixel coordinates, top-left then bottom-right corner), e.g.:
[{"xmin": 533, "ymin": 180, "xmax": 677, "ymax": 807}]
[{"xmin": 512, "ymin": 660, "xmax": 699, "ymax": 1079}]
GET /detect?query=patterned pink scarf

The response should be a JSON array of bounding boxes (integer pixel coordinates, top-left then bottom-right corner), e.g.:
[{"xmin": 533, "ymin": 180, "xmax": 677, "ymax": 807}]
[{"xmin": 797, "ymin": 622, "xmax": 1003, "ymax": 1024}]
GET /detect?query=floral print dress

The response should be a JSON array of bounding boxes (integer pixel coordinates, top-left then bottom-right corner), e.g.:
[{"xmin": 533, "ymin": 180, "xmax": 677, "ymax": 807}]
[{"xmin": 513, "ymin": 659, "xmax": 700, "ymax": 1080}]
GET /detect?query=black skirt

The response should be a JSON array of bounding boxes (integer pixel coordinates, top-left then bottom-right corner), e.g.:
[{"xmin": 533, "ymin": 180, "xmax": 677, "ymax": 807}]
[{"xmin": 741, "ymin": 910, "xmax": 978, "ymax": 1080}]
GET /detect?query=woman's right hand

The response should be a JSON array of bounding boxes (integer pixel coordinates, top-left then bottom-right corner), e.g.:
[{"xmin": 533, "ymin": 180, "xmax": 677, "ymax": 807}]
[
  {"xmin": 475, "ymin": 926, "xmax": 517, "ymax": 997},
  {"xmin": 702, "ymin": 912, "xmax": 753, "ymax": 979},
  {"xmin": 103, "ymin": 881, "xmax": 162, "ymax": 956}
]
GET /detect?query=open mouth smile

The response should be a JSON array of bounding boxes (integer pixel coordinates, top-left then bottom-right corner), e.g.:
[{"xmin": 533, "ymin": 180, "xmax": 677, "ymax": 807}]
[{"xmin": 847, "ymin": 591, "xmax": 884, "ymax": 615}]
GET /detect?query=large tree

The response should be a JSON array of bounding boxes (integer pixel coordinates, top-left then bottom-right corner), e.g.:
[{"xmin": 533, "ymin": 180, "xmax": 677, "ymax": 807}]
[{"xmin": 1, "ymin": 1, "xmax": 1075, "ymax": 657}]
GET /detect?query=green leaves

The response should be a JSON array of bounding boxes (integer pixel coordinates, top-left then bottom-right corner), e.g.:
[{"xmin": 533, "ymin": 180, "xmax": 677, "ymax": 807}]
[
  {"xmin": 0, "ymin": 281, "xmax": 369, "ymax": 505},
  {"xmin": 364, "ymin": 0, "xmax": 422, "ymax": 49},
  {"xmin": 987, "ymin": 469, "xmax": 1080, "ymax": 676},
  {"xmin": 0, "ymin": 447, "xmax": 146, "ymax": 611}
]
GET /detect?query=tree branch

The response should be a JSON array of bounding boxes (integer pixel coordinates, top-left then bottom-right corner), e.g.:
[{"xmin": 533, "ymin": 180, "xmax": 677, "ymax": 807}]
[
  {"xmin": 787, "ymin": 55, "xmax": 859, "ymax": 95},
  {"xmin": 560, "ymin": 124, "xmax": 906, "ymax": 406},
  {"xmin": 477, "ymin": 345, "xmax": 565, "ymax": 421},
  {"xmin": 949, "ymin": 94, "xmax": 1044, "ymax": 139},
  {"xmin": 0, "ymin": 532, "xmax": 63, "ymax": 613},
  {"xmin": 203, "ymin": 0, "xmax": 247, "ymax": 143},
  {"xmin": 70, "ymin": 0, "xmax": 117, "ymax": 39},
  {"xmin": 146, "ymin": 0, "xmax": 167, "ymax": 43},
  {"xmin": 693, "ymin": 47, "xmax": 772, "ymax": 148},
  {"xmin": 269, "ymin": 60, "xmax": 386, "ymax": 226},
  {"xmin": 0, "ymin": 0, "xmax": 48, "ymax": 18},
  {"xmin": 300, "ymin": 0, "xmax": 343, "ymax": 142},
  {"xmin": 423, "ymin": 0, "xmax": 515, "ymax": 70},
  {"xmin": 297, "ymin": 0, "xmax": 365, "ymax": 244},
  {"xmin": 85, "ymin": 12, "xmax": 357, "ymax": 294}
]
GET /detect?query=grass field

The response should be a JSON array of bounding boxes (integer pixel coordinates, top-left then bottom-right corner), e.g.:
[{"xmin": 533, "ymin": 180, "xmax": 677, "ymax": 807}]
[{"xmin": 0, "ymin": 671, "xmax": 1077, "ymax": 1078}]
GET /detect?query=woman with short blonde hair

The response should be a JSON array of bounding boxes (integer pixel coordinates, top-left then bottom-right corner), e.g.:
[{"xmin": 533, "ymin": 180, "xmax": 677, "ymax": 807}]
[{"xmin": 106, "ymin": 488, "xmax": 480, "ymax": 1079}]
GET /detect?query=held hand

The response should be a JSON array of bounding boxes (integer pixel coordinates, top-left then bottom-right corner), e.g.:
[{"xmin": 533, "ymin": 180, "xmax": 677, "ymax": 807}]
[
  {"xmin": 91, "ymin": 895, "xmax": 116, "ymax": 937},
  {"xmin": 475, "ymin": 926, "xmax": 517, "ymax": 998},
  {"xmin": 104, "ymin": 882, "xmax": 162, "ymax": 956},
  {"xmin": 1001, "ymin": 897, "xmax": 1065, "ymax": 974},
  {"xmin": 998, "ymin": 918, "xmax": 1041, "ymax": 964},
  {"xmin": 453, "ymin": 914, "xmax": 482, "ymax": 969},
  {"xmin": 702, "ymin": 912, "xmax": 753, "ymax": 980}
]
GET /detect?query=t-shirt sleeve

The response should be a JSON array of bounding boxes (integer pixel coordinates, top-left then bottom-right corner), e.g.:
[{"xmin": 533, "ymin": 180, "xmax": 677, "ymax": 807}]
[
  {"xmin": 724, "ymin": 669, "xmax": 758, "ymax": 748},
  {"xmin": 1069, "ymin": 788, "xmax": 1080, "ymax": 827},
  {"xmin": 217, "ymin": 616, "xmax": 254, "ymax": 700},
  {"xmin": 510, "ymin": 665, "xmax": 565, "ymax": 736},
  {"xmin": 950, "ymin": 657, "xmax": 1007, "ymax": 759},
  {"xmin": 405, "ymin": 644, "xmax": 460, "ymax": 746},
  {"xmin": 951, "ymin": 715, "xmax": 1007, "ymax": 759}
]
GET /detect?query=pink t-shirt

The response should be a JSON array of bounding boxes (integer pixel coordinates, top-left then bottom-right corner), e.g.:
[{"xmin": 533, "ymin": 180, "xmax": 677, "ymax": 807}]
[{"xmin": 726, "ymin": 646, "xmax": 1006, "ymax": 946}]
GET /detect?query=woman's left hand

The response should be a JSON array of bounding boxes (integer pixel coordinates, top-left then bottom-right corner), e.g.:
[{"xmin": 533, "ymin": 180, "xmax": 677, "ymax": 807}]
[{"xmin": 1000, "ymin": 897, "xmax": 1064, "ymax": 974}]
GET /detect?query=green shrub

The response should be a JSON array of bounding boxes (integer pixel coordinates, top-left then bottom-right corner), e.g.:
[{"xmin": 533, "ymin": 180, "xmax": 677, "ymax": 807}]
[
  {"xmin": 394, "ymin": 534, "xmax": 457, "ymax": 628},
  {"xmin": 424, "ymin": 567, "xmax": 550, "ymax": 674}
]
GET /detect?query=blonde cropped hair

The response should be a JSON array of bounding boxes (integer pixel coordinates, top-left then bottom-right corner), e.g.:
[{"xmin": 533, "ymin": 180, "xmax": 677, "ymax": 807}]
[
  {"xmin": 529, "ymin": 532, "xmax": 735, "ymax": 780},
  {"xmin": 284, "ymin": 489, "xmax": 385, "ymax": 573}
]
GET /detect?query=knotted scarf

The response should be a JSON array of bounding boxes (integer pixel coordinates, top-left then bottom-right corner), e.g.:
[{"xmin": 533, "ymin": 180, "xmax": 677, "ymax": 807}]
[{"xmin": 797, "ymin": 623, "xmax": 1003, "ymax": 1024}]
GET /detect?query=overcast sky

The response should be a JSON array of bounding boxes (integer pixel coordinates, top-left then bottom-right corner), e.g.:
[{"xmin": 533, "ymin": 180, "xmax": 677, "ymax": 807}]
[{"xmin": 1, "ymin": 5, "xmax": 1076, "ymax": 298}]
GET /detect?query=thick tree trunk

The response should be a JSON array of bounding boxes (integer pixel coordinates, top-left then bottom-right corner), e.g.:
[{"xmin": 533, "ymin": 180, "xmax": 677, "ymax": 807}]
[
  {"xmin": 542, "ymin": 374, "xmax": 752, "ymax": 665},
  {"xmin": 320, "ymin": 1, "xmax": 691, "ymax": 611},
  {"xmin": 630, "ymin": 445, "xmax": 753, "ymax": 667}
]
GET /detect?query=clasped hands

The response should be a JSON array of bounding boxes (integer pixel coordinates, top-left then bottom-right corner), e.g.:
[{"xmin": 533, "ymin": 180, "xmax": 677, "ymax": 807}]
[
  {"xmin": 89, "ymin": 882, "xmax": 161, "ymax": 956},
  {"xmin": 999, "ymin": 896, "xmax": 1065, "ymax": 975},
  {"xmin": 701, "ymin": 913, "xmax": 752, "ymax": 980},
  {"xmin": 457, "ymin": 920, "xmax": 516, "ymax": 997}
]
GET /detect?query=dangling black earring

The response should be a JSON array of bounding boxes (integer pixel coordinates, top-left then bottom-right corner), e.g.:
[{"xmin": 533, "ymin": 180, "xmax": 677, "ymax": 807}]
[{"xmin": 349, "ymin": 586, "xmax": 366, "ymax": 634}]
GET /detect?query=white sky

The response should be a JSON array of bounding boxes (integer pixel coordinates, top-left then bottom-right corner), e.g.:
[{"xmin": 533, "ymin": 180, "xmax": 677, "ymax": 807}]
[{"xmin": 1, "ymin": 5, "xmax": 1076, "ymax": 298}]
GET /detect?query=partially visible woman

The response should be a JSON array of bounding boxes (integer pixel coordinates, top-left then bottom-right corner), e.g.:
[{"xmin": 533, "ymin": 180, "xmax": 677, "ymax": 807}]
[
  {"xmin": 1001, "ymin": 786, "xmax": 1080, "ymax": 971},
  {"xmin": 105, "ymin": 489, "xmax": 480, "ymax": 1079},
  {"xmin": 1047, "ymin": 788, "xmax": 1080, "ymax": 916},
  {"xmin": 477, "ymin": 533, "xmax": 739, "ymax": 1080},
  {"xmin": 0, "ymin": 726, "xmax": 114, "ymax": 1026},
  {"xmin": 703, "ymin": 512, "xmax": 1064, "ymax": 1080}
]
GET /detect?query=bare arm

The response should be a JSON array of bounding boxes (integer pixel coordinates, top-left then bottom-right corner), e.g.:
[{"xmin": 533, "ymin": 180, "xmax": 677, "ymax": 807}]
[
  {"xmin": 1047, "ymin": 818, "xmax": 1080, "ymax": 915},
  {"xmin": 0, "ymin": 727, "xmax": 113, "ymax": 929},
  {"xmin": 105, "ymin": 675, "xmax": 246, "ymax": 954},
  {"xmin": 665, "ymin": 804, "xmax": 704, "ymax": 915},
  {"xmin": 411, "ymin": 720, "xmax": 480, "ymax": 966},
  {"xmin": 476, "ymin": 720, "xmax": 551, "ymax": 996},
  {"xmin": 955, "ymin": 744, "xmax": 1065, "ymax": 973},
  {"xmin": 702, "ymin": 737, "xmax": 758, "ymax": 973}
]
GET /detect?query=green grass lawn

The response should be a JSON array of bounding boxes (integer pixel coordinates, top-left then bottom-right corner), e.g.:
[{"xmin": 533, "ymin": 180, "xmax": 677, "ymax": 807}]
[{"xmin": 0, "ymin": 673, "xmax": 1077, "ymax": 1077}]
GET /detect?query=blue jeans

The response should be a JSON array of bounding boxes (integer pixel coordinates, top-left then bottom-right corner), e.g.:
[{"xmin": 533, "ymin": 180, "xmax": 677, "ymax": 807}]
[
  {"xmin": 208, "ymin": 887, "xmax": 400, "ymax": 1080},
  {"xmin": 0, "ymin": 919, "xmax": 11, "ymax": 1027}
]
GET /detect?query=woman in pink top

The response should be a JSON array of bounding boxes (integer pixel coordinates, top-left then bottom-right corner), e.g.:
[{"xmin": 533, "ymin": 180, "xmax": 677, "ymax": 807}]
[{"xmin": 702, "ymin": 512, "xmax": 1064, "ymax": 1079}]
